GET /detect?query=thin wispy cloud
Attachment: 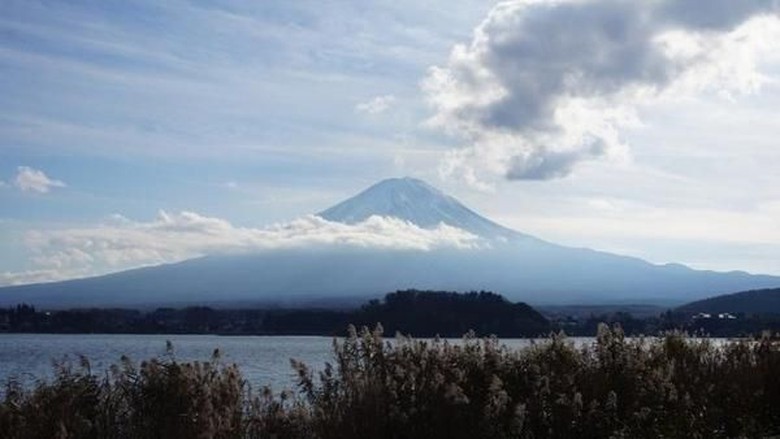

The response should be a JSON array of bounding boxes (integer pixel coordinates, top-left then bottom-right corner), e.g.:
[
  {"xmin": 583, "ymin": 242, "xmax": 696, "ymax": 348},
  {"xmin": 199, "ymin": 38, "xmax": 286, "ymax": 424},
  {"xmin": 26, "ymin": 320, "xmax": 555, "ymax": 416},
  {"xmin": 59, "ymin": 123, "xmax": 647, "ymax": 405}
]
[
  {"xmin": 0, "ymin": 0, "xmax": 461, "ymax": 161},
  {"xmin": 356, "ymin": 95, "xmax": 397, "ymax": 114},
  {"xmin": 14, "ymin": 166, "xmax": 66, "ymax": 194}
]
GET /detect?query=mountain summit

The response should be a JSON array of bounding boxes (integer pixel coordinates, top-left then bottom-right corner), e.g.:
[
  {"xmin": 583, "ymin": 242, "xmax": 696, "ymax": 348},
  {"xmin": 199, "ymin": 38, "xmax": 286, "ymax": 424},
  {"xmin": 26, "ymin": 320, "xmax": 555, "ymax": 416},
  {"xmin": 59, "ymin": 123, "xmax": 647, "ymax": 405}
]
[{"xmin": 319, "ymin": 177, "xmax": 519, "ymax": 239}]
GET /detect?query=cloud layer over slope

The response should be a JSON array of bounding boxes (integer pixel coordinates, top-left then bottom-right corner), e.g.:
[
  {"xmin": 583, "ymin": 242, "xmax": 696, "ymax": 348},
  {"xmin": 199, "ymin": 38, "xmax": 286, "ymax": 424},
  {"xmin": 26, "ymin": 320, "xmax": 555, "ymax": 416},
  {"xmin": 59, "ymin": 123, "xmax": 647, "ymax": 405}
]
[{"xmin": 1, "ymin": 212, "xmax": 480, "ymax": 286}]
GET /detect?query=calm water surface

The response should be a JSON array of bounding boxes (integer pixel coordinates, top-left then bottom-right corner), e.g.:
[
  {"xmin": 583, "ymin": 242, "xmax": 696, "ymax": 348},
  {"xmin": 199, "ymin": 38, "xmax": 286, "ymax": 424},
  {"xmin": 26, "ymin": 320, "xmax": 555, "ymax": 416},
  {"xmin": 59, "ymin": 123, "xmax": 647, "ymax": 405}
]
[{"xmin": 0, "ymin": 334, "xmax": 598, "ymax": 390}]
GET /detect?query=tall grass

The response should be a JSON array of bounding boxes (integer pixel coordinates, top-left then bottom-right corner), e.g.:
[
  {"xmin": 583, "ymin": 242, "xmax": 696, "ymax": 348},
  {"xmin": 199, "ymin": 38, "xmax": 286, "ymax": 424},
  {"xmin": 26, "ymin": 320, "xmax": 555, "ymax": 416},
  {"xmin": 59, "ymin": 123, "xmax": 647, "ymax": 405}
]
[{"xmin": 2, "ymin": 325, "xmax": 780, "ymax": 438}]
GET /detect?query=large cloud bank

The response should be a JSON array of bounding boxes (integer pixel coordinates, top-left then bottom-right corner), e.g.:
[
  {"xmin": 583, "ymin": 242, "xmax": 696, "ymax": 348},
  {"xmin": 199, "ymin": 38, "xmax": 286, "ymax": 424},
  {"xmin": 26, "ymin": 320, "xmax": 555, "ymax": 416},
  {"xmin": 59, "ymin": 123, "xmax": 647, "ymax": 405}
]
[
  {"xmin": 424, "ymin": 0, "xmax": 780, "ymax": 185},
  {"xmin": 0, "ymin": 211, "xmax": 481, "ymax": 286}
]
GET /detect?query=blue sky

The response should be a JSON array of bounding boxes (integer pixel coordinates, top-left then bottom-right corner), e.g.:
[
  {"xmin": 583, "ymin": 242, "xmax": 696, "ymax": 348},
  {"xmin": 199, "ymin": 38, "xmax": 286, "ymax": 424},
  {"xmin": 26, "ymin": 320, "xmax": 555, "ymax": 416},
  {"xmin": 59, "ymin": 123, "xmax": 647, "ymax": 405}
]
[{"xmin": 2, "ymin": 0, "xmax": 780, "ymax": 284}]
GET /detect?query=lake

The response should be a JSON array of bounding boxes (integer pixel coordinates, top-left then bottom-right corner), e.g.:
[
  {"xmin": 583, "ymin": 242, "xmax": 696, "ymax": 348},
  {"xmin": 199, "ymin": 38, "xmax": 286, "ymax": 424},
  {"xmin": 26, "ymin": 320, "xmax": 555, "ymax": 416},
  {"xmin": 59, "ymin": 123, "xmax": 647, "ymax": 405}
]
[{"xmin": 0, "ymin": 334, "xmax": 580, "ymax": 391}]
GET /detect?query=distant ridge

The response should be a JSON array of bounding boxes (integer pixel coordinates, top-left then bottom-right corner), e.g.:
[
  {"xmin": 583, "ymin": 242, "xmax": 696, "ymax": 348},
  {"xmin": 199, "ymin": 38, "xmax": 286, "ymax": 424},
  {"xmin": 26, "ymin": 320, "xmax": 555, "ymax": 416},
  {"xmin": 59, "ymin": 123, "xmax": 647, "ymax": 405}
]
[{"xmin": 677, "ymin": 288, "xmax": 780, "ymax": 315}]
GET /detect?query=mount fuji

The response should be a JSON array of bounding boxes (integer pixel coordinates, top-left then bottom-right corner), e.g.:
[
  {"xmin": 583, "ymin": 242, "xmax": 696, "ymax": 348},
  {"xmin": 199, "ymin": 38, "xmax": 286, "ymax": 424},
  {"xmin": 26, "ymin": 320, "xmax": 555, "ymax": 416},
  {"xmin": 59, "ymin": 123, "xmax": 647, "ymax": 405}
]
[{"xmin": 0, "ymin": 177, "xmax": 778, "ymax": 308}]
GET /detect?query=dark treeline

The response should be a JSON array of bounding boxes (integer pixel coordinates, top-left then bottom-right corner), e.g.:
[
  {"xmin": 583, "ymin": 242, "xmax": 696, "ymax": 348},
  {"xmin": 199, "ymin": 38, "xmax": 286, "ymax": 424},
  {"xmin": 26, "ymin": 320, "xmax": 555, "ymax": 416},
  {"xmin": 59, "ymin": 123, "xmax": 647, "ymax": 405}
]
[
  {"xmin": 3, "ymin": 326, "xmax": 780, "ymax": 439},
  {"xmin": 357, "ymin": 290, "xmax": 549, "ymax": 337},
  {"xmin": 0, "ymin": 290, "xmax": 549, "ymax": 337},
  {"xmin": 554, "ymin": 310, "xmax": 780, "ymax": 338},
  {"xmin": 1, "ymin": 304, "xmax": 270, "ymax": 335},
  {"xmin": 4, "ymin": 290, "xmax": 780, "ymax": 338},
  {"xmin": 677, "ymin": 287, "xmax": 780, "ymax": 315}
]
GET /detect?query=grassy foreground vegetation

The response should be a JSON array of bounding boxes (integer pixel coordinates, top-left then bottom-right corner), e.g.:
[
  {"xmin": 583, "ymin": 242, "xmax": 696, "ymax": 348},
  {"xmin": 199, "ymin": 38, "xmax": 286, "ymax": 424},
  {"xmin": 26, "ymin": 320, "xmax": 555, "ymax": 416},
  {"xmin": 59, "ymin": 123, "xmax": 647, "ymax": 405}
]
[
  {"xmin": 1, "ymin": 290, "xmax": 550, "ymax": 337},
  {"xmin": 2, "ymin": 325, "xmax": 780, "ymax": 439}
]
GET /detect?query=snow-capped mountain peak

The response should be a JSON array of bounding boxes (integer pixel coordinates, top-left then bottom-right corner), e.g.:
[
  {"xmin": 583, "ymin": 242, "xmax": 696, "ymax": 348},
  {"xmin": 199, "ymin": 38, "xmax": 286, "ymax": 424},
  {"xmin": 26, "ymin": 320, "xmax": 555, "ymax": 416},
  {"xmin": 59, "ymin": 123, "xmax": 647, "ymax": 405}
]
[{"xmin": 318, "ymin": 177, "xmax": 521, "ymax": 239}]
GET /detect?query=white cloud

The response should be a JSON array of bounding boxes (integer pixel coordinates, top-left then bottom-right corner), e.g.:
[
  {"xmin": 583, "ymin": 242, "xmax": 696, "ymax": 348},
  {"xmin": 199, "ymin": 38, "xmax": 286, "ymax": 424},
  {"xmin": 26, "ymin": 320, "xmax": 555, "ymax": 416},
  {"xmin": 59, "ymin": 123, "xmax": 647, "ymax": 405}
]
[
  {"xmin": 2, "ymin": 211, "xmax": 481, "ymax": 285},
  {"xmin": 13, "ymin": 166, "xmax": 66, "ymax": 193},
  {"xmin": 0, "ymin": 268, "xmax": 88, "ymax": 287},
  {"xmin": 423, "ymin": 0, "xmax": 780, "ymax": 186},
  {"xmin": 355, "ymin": 94, "xmax": 397, "ymax": 114}
]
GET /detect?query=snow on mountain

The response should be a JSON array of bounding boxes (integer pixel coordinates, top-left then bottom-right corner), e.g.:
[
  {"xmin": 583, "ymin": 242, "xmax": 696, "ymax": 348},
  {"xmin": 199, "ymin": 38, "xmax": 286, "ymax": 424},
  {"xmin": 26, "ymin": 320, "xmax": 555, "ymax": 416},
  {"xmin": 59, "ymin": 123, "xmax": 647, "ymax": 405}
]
[{"xmin": 319, "ymin": 177, "xmax": 524, "ymax": 240}]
